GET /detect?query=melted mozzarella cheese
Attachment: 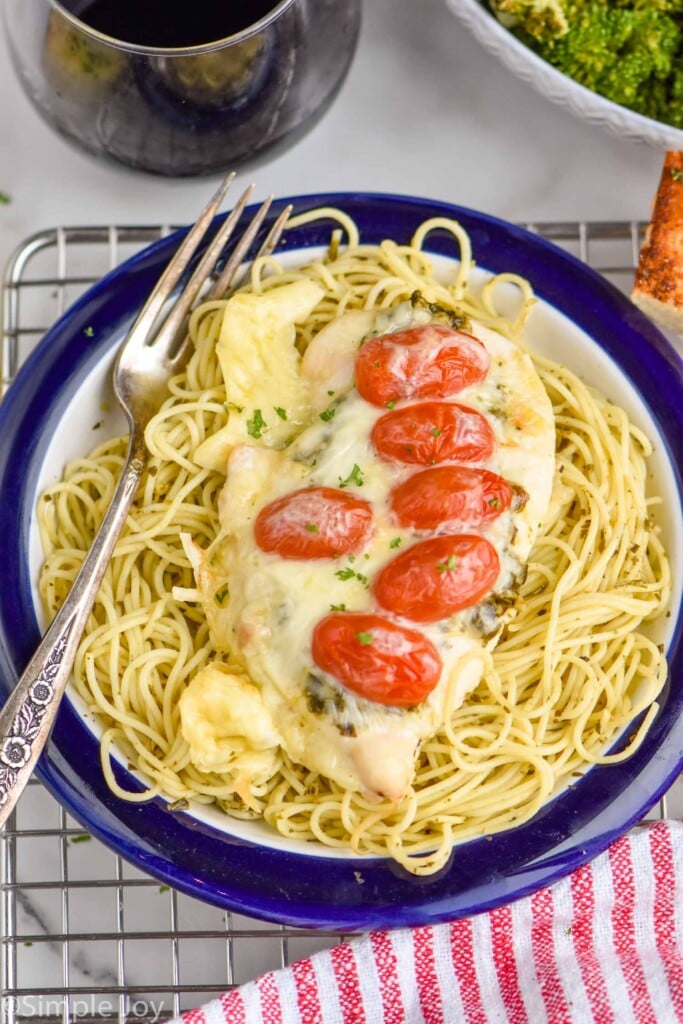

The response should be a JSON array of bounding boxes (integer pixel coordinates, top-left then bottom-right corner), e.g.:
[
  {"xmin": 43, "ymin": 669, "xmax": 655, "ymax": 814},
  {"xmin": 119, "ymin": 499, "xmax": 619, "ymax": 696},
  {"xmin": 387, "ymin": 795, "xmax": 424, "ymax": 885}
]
[
  {"xmin": 186, "ymin": 300, "xmax": 555, "ymax": 802},
  {"xmin": 178, "ymin": 663, "xmax": 281, "ymax": 808},
  {"xmin": 193, "ymin": 280, "xmax": 323, "ymax": 472}
]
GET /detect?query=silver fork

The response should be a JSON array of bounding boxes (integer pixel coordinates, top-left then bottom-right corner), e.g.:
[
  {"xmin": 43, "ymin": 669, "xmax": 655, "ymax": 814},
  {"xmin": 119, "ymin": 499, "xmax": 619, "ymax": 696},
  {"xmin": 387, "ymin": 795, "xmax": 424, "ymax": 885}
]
[{"xmin": 0, "ymin": 172, "xmax": 292, "ymax": 827}]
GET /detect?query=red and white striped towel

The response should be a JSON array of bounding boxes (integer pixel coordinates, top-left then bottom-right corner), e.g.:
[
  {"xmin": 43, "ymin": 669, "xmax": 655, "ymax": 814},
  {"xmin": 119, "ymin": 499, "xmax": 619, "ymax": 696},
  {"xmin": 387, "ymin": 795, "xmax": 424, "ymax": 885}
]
[{"xmin": 172, "ymin": 820, "xmax": 683, "ymax": 1024}]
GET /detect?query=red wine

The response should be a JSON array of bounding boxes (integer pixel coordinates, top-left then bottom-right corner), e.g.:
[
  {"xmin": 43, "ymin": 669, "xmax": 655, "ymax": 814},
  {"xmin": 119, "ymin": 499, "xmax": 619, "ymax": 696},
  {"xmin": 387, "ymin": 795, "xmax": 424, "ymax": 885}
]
[
  {"xmin": 32, "ymin": 0, "xmax": 359, "ymax": 175},
  {"xmin": 65, "ymin": 0, "xmax": 281, "ymax": 49}
]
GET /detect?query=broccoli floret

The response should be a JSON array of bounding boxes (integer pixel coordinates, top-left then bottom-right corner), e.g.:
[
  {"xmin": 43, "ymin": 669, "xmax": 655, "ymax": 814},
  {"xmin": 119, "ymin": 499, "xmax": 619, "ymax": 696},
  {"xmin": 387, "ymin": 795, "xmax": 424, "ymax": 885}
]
[
  {"xmin": 668, "ymin": 59, "xmax": 683, "ymax": 127},
  {"xmin": 489, "ymin": 0, "xmax": 568, "ymax": 41},
  {"xmin": 546, "ymin": 5, "xmax": 680, "ymax": 102},
  {"xmin": 497, "ymin": 0, "xmax": 683, "ymax": 129},
  {"xmin": 616, "ymin": 0, "xmax": 683, "ymax": 13}
]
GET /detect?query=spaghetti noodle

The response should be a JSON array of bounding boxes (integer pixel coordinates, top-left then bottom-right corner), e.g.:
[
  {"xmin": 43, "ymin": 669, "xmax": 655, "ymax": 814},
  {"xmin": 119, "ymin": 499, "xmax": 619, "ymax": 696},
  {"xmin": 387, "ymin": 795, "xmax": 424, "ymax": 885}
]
[{"xmin": 37, "ymin": 214, "xmax": 670, "ymax": 874}]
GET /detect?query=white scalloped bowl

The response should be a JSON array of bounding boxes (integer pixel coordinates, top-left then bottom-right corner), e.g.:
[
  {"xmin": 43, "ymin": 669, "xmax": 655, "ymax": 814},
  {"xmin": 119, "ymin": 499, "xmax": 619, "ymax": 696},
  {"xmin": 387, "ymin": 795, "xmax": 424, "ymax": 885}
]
[{"xmin": 445, "ymin": 0, "xmax": 683, "ymax": 149}]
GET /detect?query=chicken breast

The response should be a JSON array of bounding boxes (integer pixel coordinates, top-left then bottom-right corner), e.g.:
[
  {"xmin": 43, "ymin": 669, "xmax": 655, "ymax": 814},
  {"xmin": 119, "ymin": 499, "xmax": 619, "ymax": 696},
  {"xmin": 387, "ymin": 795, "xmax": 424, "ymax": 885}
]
[{"xmin": 184, "ymin": 297, "xmax": 555, "ymax": 802}]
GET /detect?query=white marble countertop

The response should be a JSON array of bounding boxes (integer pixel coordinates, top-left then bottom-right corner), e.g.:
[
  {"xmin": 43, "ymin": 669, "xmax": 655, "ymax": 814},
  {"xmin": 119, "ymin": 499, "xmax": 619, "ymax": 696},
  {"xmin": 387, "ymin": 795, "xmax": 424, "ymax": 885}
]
[
  {"xmin": 0, "ymin": 1, "xmax": 680, "ymax": 1020},
  {"xmin": 0, "ymin": 0, "xmax": 670, "ymax": 274}
]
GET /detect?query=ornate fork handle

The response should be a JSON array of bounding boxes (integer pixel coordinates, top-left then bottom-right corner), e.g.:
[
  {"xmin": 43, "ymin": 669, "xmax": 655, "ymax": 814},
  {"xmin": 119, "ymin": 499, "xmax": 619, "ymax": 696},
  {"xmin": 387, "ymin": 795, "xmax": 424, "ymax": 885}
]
[{"xmin": 0, "ymin": 433, "xmax": 146, "ymax": 827}]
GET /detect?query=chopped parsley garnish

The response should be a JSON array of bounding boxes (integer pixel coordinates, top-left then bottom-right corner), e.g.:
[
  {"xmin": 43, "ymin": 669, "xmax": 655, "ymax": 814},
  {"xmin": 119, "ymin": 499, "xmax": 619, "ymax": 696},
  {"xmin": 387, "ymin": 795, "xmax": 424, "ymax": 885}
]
[
  {"xmin": 0, "ymin": 192, "xmax": 11, "ymax": 205},
  {"xmin": 389, "ymin": 536, "xmax": 402, "ymax": 549},
  {"xmin": 274, "ymin": 406, "xmax": 288, "ymax": 420},
  {"xmin": 319, "ymin": 407, "xmax": 336, "ymax": 422},
  {"xmin": 330, "ymin": 602, "xmax": 346, "ymax": 611},
  {"xmin": 70, "ymin": 834, "xmax": 91, "ymax": 843},
  {"xmin": 335, "ymin": 567, "xmax": 356, "ymax": 581},
  {"xmin": 431, "ymin": 427, "xmax": 442, "ymax": 437},
  {"xmin": 304, "ymin": 523, "xmax": 319, "ymax": 533},
  {"xmin": 488, "ymin": 497, "xmax": 500, "ymax": 508},
  {"xmin": 225, "ymin": 401, "xmax": 244, "ymax": 413},
  {"xmin": 356, "ymin": 631, "xmax": 374, "ymax": 646},
  {"xmin": 214, "ymin": 584, "xmax": 230, "ymax": 605},
  {"xmin": 338, "ymin": 463, "xmax": 364, "ymax": 489},
  {"xmin": 386, "ymin": 400, "xmax": 396, "ymax": 410},
  {"xmin": 671, "ymin": 168, "xmax": 683, "ymax": 182},
  {"xmin": 83, "ymin": 326, "xmax": 95, "ymax": 337},
  {"xmin": 327, "ymin": 389, "xmax": 335, "ymax": 396},
  {"xmin": 335, "ymin": 566, "xmax": 369, "ymax": 586},
  {"xmin": 246, "ymin": 409, "xmax": 267, "ymax": 439},
  {"xmin": 436, "ymin": 555, "xmax": 458, "ymax": 573},
  {"xmin": 159, "ymin": 885, "xmax": 170, "ymax": 893}
]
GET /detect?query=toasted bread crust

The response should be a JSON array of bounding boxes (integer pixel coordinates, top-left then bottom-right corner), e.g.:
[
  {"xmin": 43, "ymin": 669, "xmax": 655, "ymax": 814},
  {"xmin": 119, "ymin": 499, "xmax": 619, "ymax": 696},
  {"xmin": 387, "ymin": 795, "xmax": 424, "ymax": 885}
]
[{"xmin": 631, "ymin": 151, "xmax": 683, "ymax": 335}]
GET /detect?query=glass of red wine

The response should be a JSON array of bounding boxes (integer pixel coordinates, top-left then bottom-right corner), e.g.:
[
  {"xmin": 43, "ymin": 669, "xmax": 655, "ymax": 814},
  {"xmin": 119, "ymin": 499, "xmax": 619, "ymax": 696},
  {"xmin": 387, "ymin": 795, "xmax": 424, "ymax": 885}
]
[{"xmin": 3, "ymin": 0, "xmax": 361, "ymax": 176}]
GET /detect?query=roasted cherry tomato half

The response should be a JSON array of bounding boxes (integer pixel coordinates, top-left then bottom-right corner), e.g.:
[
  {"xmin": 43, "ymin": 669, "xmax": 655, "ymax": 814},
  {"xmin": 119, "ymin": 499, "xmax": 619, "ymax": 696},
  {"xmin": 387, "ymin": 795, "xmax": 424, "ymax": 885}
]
[
  {"xmin": 254, "ymin": 487, "xmax": 372, "ymax": 559},
  {"xmin": 311, "ymin": 612, "xmax": 442, "ymax": 707},
  {"xmin": 371, "ymin": 401, "xmax": 496, "ymax": 465},
  {"xmin": 374, "ymin": 535, "xmax": 500, "ymax": 623},
  {"xmin": 354, "ymin": 324, "xmax": 490, "ymax": 407},
  {"xmin": 389, "ymin": 466, "xmax": 513, "ymax": 530}
]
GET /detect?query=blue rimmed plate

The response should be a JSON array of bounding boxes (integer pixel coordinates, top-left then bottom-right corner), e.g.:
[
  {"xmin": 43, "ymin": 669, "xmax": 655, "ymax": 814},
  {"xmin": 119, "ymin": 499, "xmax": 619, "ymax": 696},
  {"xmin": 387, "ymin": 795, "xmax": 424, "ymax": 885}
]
[{"xmin": 0, "ymin": 193, "xmax": 681, "ymax": 931}]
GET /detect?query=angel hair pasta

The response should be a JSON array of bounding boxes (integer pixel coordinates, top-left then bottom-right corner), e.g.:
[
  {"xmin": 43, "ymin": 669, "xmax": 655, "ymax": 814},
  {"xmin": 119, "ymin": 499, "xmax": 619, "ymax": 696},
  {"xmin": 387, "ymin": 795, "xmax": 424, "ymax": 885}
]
[{"xmin": 37, "ymin": 212, "xmax": 670, "ymax": 875}]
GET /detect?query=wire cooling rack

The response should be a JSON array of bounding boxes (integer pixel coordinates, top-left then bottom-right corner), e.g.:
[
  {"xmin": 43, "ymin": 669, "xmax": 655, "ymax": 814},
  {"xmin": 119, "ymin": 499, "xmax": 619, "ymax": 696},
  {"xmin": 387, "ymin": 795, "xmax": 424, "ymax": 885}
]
[{"xmin": 0, "ymin": 220, "xmax": 680, "ymax": 1023}]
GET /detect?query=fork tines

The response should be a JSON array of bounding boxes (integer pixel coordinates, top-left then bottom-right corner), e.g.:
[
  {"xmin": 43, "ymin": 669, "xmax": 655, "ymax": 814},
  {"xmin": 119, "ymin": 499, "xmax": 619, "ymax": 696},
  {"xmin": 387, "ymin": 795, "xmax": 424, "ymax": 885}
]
[{"xmin": 134, "ymin": 171, "xmax": 292, "ymax": 364}]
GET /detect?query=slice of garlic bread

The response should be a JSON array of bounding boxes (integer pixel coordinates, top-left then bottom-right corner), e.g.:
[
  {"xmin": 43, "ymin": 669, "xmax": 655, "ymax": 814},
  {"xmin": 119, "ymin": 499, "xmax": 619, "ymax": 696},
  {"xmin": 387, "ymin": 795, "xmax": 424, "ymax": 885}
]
[{"xmin": 631, "ymin": 150, "xmax": 683, "ymax": 338}]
